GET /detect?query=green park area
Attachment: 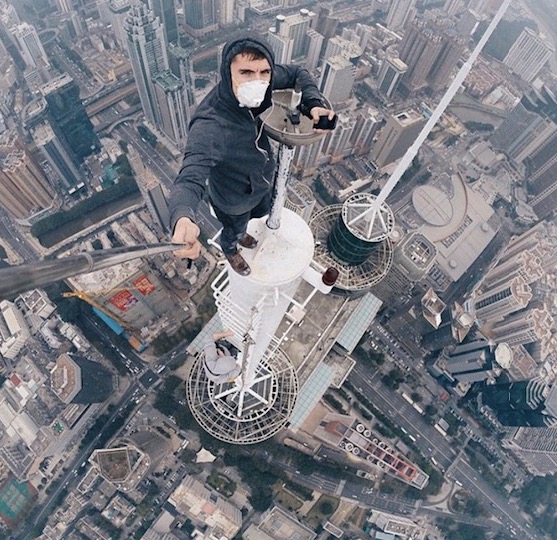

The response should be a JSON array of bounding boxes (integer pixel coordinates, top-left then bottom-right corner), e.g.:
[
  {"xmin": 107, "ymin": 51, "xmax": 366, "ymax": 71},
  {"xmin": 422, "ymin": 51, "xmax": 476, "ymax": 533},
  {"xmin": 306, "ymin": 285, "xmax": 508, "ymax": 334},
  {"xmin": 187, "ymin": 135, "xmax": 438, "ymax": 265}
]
[
  {"xmin": 304, "ymin": 494, "xmax": 339, "ymax": 528},
  {"xmin": 207, "ymin": 471, "xmax": 236, "ymax": 498}
]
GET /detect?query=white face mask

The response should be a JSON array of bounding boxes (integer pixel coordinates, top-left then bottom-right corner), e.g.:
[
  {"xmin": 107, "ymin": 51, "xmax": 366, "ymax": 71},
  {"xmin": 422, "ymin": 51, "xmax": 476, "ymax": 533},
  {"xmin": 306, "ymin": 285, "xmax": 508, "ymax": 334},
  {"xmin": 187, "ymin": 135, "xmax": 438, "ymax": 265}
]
[{"xmin": 236, "ymin": 79, "xmax": 269, "ymax": 108}]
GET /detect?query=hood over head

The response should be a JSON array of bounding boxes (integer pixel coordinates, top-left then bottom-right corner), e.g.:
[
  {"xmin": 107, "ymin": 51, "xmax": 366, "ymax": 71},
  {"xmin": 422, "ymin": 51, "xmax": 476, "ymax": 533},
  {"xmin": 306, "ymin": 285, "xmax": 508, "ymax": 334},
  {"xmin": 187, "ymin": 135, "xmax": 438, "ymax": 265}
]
[{"xmin": 218, "ymin": 35, "xmax": 276, "ymax": 111}]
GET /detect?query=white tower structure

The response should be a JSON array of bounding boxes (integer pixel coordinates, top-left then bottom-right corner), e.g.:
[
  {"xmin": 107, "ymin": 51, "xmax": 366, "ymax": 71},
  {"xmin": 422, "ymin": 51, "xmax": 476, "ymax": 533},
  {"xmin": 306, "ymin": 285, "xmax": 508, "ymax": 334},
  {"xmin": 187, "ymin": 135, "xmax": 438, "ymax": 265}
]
[
  {"xmin": 187, "ymin": 91, "xmax": 338, "ymax": 444},
  {"xmin": 185, "ymin": 0, "xmax": 512, "ymax": 444}
]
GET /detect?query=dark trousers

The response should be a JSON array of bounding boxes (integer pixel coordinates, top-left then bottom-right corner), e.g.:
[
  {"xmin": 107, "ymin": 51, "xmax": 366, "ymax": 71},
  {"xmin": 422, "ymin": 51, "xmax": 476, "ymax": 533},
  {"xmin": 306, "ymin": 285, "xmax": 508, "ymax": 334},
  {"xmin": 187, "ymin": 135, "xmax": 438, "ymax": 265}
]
[{"xmin": 212, "ymin": 194, "xmax": 271, "ymax": 255}]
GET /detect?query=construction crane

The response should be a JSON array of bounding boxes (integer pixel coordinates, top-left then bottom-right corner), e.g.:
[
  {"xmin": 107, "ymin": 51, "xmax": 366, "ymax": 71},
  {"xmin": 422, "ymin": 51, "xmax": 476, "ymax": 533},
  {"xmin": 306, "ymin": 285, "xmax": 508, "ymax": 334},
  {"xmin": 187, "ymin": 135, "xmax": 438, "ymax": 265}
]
[{"xmin": 62, "ymin": 291, "xmax": 148, "ymax": 352}]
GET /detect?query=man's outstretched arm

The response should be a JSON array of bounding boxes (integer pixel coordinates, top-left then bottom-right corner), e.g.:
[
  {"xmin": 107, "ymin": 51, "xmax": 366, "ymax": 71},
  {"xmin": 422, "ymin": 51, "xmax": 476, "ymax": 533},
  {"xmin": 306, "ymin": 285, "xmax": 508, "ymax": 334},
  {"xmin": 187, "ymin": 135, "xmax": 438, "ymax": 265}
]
[
  {"xmin": 169, "ymin": 120, "xmax": 220, "ymax": 259},
  {"xmin": 272, "ymin": 64, "xmax": 335, "ymax": 125}
]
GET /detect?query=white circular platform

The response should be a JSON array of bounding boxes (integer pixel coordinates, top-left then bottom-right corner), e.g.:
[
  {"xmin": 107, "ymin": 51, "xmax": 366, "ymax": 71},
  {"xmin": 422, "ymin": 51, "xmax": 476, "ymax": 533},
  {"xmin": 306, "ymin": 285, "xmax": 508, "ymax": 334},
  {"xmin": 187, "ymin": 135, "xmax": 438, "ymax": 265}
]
[{"xmin": 229, "ymin": 208, "xmax": 314, "ymax": 287}]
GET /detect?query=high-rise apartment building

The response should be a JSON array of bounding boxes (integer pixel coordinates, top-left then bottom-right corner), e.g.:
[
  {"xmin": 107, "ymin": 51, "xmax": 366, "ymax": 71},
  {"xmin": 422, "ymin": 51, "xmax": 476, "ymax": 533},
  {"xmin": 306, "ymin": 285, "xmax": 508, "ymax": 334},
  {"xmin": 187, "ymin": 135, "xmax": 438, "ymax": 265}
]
[
  {"xmin": 305, "ymin": 29, "xmax": 324, "ymax": 72},
  {"xmin": 31, "ymin": 123, "xmax": 82, "ymax": 188},
  {"xmin": 51, "ymin": 353, "xmax": 113, "ymax": 404},
  {"xmin": 267, "ymin": 30, "xmax": 293, "ymax": 64},
  {"xmin": 490, "ymin": 307, "xmax": 553, "ymax": 349},
  {"xmin": 473, "ymin": 276, "xmax": 533, "ymax": 321},
  {"xmin": 168, "ymin": 43, "xmax": 195, "ymax": 122},
  {"xmin": 153, "ymin": 70, "xmax": 189, "ymax": 147},
  {"xmin": 313, "ymin": 3, "xmax": 338, "ymax": 40},
  {"xmin": 183, "ymin": 0, "xmax": 218, "ymax": 37},
  {"xmin": 523, "ymin": 126, "xmax": 557, "ymax": 219},
  {"xmin": 0, "ymin": 300, "xmax": 31, "ymax": 360},
  {"xmin": 326, "ymin": 114, "xmax": 356, "ymax": 162},
  {"xmin": 490, "ymin": 87, "xmax": 557, "ymax": 164},
  {"xmin": 41, "ymin": 74, "xmax": 100, "ymax": 164},
  {"xmin": 149, "ymin": 0, "xmax": 178, "ymax": 44},
  {"xmin": 11, "ymin": 22, "xmax": 50, "ymax": 70},
  {"xmin": 124, "ymin": 3, "xmax": 169, "ymax": 127},
  {"xmin": 108, "ymin": 0, "xmax": 131, "ymax": 49},
  {"xmin": 469, "ymin": 221, "xmax": 557, "ymax": 380},
  {"xmin": 377, "ymin": 56, "xmax": 408, "ymax": 98},
  {"xmin": 97, "ymin": 0, "xmax": 112, "ymax": 23},
  {"xmin": 386, "ymin": 0, "xmax": 417, "ymax": 31},
  {"xmin": 271, "ymin": 10, "xmax": 314, "ymax": 61},
  {"xmin": 398, "ymin": 15, "xmax": 465, "ymax": 92},
  {"xmin": 218, "ymin": 0, "xmax": 235, "ymax": 26},
  {"xmin": 370, "ymin": 109, "xmax": 426, "ymax": 169},
  {"xmin": 0, "ymin": 139, "xmax": 55, "ymax": 219},
  {"xmin": 351, "ymin": 107, "xmax": 381, "ymax": 155},
  {"xmin": 503, "ymin": 427, "xmax": 557, "ymax": 476},
  {"xmin": 322, "ymin": 35, "xmax": 362, "ymax": 64},
  {"xmin": 319, "ymin": 55, "xmax": 356, "ymax": 104},
  {"xmin": 503, "ymin": 27, "xmax": 554, "ymax": 83}
]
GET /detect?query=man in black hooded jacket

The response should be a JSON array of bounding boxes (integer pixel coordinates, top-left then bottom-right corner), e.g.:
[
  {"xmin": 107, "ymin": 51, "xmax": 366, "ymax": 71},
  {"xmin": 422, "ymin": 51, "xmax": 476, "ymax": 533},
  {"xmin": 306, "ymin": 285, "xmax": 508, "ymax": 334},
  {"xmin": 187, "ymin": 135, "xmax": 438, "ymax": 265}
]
[{"xmin": 169, "ymin": 36, "xmax": 334, "ymax": 276}]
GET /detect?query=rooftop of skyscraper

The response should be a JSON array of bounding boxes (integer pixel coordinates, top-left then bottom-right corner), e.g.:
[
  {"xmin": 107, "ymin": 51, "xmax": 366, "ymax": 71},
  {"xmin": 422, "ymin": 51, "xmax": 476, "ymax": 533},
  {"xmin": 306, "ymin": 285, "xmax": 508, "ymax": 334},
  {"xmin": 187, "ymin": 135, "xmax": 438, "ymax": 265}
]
[{"xmin": 153, "ymin": 70, "xmax": 182, "ymax": 92}]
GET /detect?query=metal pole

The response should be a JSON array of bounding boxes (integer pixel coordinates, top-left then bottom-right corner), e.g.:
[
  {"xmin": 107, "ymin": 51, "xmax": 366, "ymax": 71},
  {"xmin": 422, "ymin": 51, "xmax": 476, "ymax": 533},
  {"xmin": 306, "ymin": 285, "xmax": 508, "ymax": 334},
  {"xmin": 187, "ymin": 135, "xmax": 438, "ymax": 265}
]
[
  {"xmin": 350, "ymin": 0, "xmax": 512, "ymax": 232},
  {"xmin": 266, "ymin": 143, "xmax": 295, "ymax": 230},
  {"xmin": 0, "ymin": 243, "xmax": 188, "ymax": 300}
]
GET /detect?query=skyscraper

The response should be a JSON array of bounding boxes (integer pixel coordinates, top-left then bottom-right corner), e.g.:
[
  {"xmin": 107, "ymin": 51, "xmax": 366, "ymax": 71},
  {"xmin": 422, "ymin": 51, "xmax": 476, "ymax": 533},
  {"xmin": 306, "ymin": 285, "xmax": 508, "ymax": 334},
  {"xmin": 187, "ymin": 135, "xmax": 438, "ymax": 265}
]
[
  {"xmin": 503, "ymin": 427, "xmax": 557, "ymax": 475},
  {"xmin": 490, "ymin": 307, "xmax": 553, "ymax": 349},
  {"xmin": 313, "ymin": 3, "xmax": 338, "ymax": 40},
  {"xmin": 183, "ymin": 0, "xmax": 218, "ymax": 37},
  {"xmin": 386, "ymin": 0, "xmax": 417, "ymax": 31},
  {"xmin": 272, "ymin": 10, "xmax": 314, "ymax": 61},
  {"xmin": 148, "ymin": 0, "xmax": 178, "ymax": 44},
  {"xmin": 11, "ymin": 22, "xmax": 50, "ymax": 70},
  {"xmin": 168, "ymin": 43, "xmax": 195, "ymax": 123},
  {"xmin": 124, "ymin": 3, "xmax": 169, "ymax": 127},
  {"xmin": 325, "ymin": 113, "xmax": 356, "ymax": 162},
  {"xmin": 490, "ymin": 87, "xmax": 557, "ymax": 164},
  {"xmin": 50, "ymin": 353, "xmax": 113, "ymax": 404},
  {"xmin": 351, "ymin": 107, "xmax": 381, "ymax": 155},
  {"xmin": 398, "ymin": 15, "xmax": 465, "ymax": 92},
  {"xmin": 153, "ymin": 70, "xmax": 189, "ymax": 146},
  {"xmin": 0, "ymin": 138, "xmax": 55, "ymax": 219},
  {"xmin": 323, "ymin": 35, "xmax": 362, "ymax": 64},
  {"xmin": 483, "ymin": 379, "xmax": 557, "ymax": 427},
  {"xmin": 218, "ymin": 0, "xmax": 235, "ymax": 26},
  {"xmin": 377, "ymin": 56, "xmax": 408, "ymax": 98},
  {"xmin": 370, "ymin": 109, "xmax": 426, "ymax": 169},
  {"xmin": 267, "ymin": 30, "xmax": 293, "ymax": 64},
  {"xmin": 473, "ymin": 276, "xmax": 532, "ymax": 321},
  {"xmin": 442, "ymin": 340, "xmax": 510, "ymax": 385},
  {"xmin": 319, "ymin": 55, "xmax": 356, "ymax": 104},
  {"xmin": 522, "ymin": 126, "xmax": 557, "ymax": 219},
  {"xmin": 305, "ymin": 29, "xmax": 324, "ymax": 72},
  {"xmin": 97, "ymin": 0, "xmax": 112, "ymax": 23},
  {"xmin": 41, "ymin": 74, "xmax": 100, "ymax": 164},
  {"xmin": 108, "ymin": 0, "xmax": 131, "ymax": 49},
  {"xmin": 31, "ymin": 123, "xmax": 83, "ymax": 188},
  {"xmin": 503, "ymin": 27, "xmax": 554, "ymax": 83}
]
